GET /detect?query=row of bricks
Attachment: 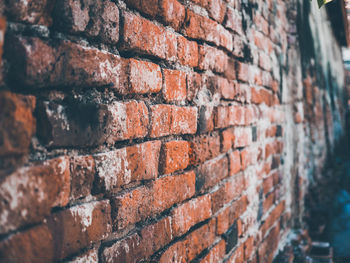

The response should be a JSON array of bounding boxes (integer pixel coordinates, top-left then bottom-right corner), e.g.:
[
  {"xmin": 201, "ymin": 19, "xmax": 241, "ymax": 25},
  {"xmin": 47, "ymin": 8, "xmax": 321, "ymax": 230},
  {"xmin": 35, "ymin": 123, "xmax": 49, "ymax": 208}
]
[
  {"xmin": 6, "ymin": 36, "xmax": 279, "ymax": 93},
  {"xmin": 4, "ymin": 0, "xmax": 289, "ymax": 54},
  {"xmin": 0, "ymin": 89, "xmax": 284, "ymax": 160},
  {"xmin": 0, "ymin": 170, "xmax": 286, "ymax": 263},
  {"xmin": 0, "ymin": 135, "xmax": 284, "ymax": 235}
]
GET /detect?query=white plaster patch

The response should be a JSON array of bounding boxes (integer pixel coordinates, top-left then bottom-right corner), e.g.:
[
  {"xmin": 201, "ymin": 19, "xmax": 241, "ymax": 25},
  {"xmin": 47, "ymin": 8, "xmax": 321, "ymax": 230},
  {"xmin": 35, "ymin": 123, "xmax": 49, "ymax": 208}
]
[{"xmin": 70, "ymin": 202, "xmax": 96, "ymax": 232}]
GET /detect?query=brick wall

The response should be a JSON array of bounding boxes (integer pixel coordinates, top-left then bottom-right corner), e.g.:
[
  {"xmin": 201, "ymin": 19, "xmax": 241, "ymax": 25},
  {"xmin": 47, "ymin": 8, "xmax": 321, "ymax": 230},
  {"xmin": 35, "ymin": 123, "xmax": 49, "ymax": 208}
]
[{"xmin": 0, "ymin": 0, "xmax": 347, "ymax": 262}]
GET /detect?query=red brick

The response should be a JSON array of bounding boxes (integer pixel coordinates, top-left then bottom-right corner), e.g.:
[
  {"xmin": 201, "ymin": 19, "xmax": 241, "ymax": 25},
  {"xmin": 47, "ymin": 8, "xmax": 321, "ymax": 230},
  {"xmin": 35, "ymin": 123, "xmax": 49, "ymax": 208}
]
[
  {"xmin": 215, "ymin": 105, "xmax": 245, "ymax": 128},
  {"xmin": 105, "ymin": 100, "xmax": 149, "ymax": 143},
  {"xmin": 258, "ymin": 224, "xmax": 281, "ymax": 263},
  {"xmin": 7, "ymin": 37, "xmax": 122, "ymax": 88},
  {"xmin": 162, "ymin": 69, "xmax": 187, "ymax": 102},
  {"xmin": 102, "ymin": 217, "xmax": 172, "ymax": 263},
  {"xmin": 171, "ymin": 195, "xmax": 212, "ymax": 237},
  {"xmin": 0, "ymin": 91, "xmax": 36, "ymax": 158},
  {"xmin": 200, "ymin": 240, "xmax": 226, "ymax": 263},
  {"xmin": 122, "ymin": 12, "xmax": 176, "ymax": 60},
  {"xmin": 159, "ymin": 220, "xmax": 216, "ymax": 263},
  {"xmin": 70, "ymin": 155, "xmax": 95, "ymax": 200},
  {"xmin": 124, "ymin": 0, "xmax": 159, "ymax": 17},
  {"xmin": 185, "ymin": 10, "xmax": 232, "ymax": 50},
  {"xmin": 211, "ymin": 173, "xmax": 245, "ymax": 213},
  {"xmin": 233, "ymin": 127, "xmax": 253, "ymax": 148},
  {"xmin": 221, "ymin": 128, "xmax": 236, "ymax": 152},
  {"xmin": 111, "ymin": 172, "xmax": 195, "ymax": 229},
  {"xmin": 260, "ymin": 201, "xmax": 285, "ymax": 238},
  {"xmin": 189, "ymin": 134, "xmax": 221, "ymax": 165},
  {"xmin": 120, "ymin": 58, "xmax": 162, "ymax": 95},
  {"xmin": 160, "ymin": 0, "xmax": 185, "ymax": 31},
  {"xmin": 94, "ymin": 141, "xmax": 161, "ymax": 193},
  {"xmin": 198, "ymin": 45, "xmax": 228, "ymax": 73},
  {"xmin": 196, "ymin": 156, "xmax": 229, "ymax": 193},
  {"xmin": 229, "ymin": 150, "xmax": 241, "ymax": 175},
  {"xmin": 0, "ymin": 224, "xmax": 54, "ymax": 263},
  {"xmin": 207, "ymin": 75, "xmax": 235, "ymax": 100},
  {"xmin": 177, "ymin": 36, "xmax": 199, "ymax": 67},
  {"xmin": 54, "ymin": 0, "xmax": 119, "ymax": 44},
  {"xmin": 241, "ymin": 147, "xmax": 258, "ymax": 170},
  {"xmin": 59, "ymin": 41, "xmax": 122, "ymax": 88},
  {"xmin": 198, "ymin": 106, "xmax": 215, "ymax": 133},
  {"xmin": 244, "ymin": 236, "xmax": 255, "ymax": 261},
  {"xmin": 187, "ymin": 72, "xmax": 205, "ymax": 101},
  {"xmin": 161, "ymin": 140, "xmax": 190, "ymax": 174},
  {"xmin": 47, "ymin": 200, "xmax": 112, "ymax": 260},
  {"xmin": 236, "ymin": 61, "xmax": 254, "ymax": 83},
  {"xmin": 6, "ymin": 0, "xmax": 53, "ymax": 25},
  {"xmin": 263, "ymin": 191, "xmax": 276, "ymax": 214},
  {"xmin": 192, "ymin": 0, "xmax": 227, "ymax": 23},
  {"xmin": 0, "ymin": 157, "xmax": 70, "ymax": 234},
  {"xmin": 216, "ymin": 195, "xmax": 248, "ymax": 234},
  {"xmin": 225, "ymin": 7, "xmax": 243, "ymax": 35},
  {"xmin": 150, "ymin": 105, "xmax": 197, "ymax": 137}
]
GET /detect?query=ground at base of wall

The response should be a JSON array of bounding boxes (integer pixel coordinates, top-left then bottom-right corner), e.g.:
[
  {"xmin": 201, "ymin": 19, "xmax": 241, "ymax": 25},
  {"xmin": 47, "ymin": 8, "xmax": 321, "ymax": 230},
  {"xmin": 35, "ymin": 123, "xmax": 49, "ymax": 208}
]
[{"xmin": 275, "ymin": 136, "xmax": 350, "ymax": 263}]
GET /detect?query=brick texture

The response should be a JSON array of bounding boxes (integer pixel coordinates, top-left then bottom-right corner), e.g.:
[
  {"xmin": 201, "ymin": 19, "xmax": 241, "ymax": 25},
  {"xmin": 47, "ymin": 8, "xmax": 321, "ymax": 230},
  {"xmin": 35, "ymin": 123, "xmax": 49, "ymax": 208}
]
[{"xmin": 0, "ymin": 0, "xmax": 347, "ymax": 262}]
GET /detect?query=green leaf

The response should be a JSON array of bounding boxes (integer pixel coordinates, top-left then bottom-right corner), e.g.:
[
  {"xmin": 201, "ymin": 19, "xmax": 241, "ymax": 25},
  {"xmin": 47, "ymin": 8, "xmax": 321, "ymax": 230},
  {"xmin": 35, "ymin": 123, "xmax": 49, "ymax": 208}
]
[{"xmin": 317, "ymin": 0, "xmax": 334, "ymax": 8}]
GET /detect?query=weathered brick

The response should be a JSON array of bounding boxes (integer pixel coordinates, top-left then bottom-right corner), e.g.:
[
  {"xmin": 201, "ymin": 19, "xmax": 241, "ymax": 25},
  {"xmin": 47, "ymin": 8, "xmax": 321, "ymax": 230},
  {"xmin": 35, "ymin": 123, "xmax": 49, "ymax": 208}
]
[
  {"xmin": 70, "ymin": 155, "xmax": 95, "ymax": 200},
  {"xmin": 0, "ymin": 91, "xmax": 36, "ymax": 159},
  {"xmin": 160, "ymin": 0, "xmax": 185, "ymax": 31},
  {"xmin": 102, "ymin": 217, "xmax": 172, "ymax": 263},
  {"xmin": 225, "ymin": 7, "xmax": 243, "ymax": 35},
  {"xmin": 120, "ymin": 58, "xmax": 162, "ymax": 95},
  {"xmin": 229, "ymin": 150, "xmax": 241, "ymax": 175},
  {"xmin": 189, "ymin": 134, "xmax": 221, "ymax": 165},
  {"xmin": 211, "ymin": 173, "xmax": 245, "ymax": 213},
  {"xmin": 6, "ymin": 0, "xmax": 54, "ymax": 25},
  {"xmin": 177, "ymin": 36, "xmax": 199, "ymax": 67},
  {"xmin": 47, "ymin": 200, "xmax": 112, "ymax": 260},
  {"xmin": 260, "ymin": 201, "xmax": 285, "ymax": 238},
  {"xmin": 162, "ymin": 69, "xmax": 187, "ymax": 102},
  {"xmin": 192, "ymin": 0, "xmax": 227, "ymax": 23},
  {"xmin": 94, "ymin": 141, "xmax": 161, "ymax": 193},
  {"xmin": 6, "ymin": 37, "xmax": 121, "ymax": 88},
  {"xmin": 198, "ymin": 45, "xmax": 228, "ymax": 73},
  {"xmin": 36, "ymin": 100, "xmax": 109, "ymax": 147},
  {"xmin": 105, "ymin": 100, "xmax": 149, "ymax": 143},
  {"xmin": 124, "ymin": 0, "xmax": 159, "ymax": 18},
  {"xmin": 171, "ymin": 195, "xmax": 212, "ymax": 237},
  {"xmin": 161, "ymin": 140, "xmax": 189, "ymax": 174},
  {"xmin": 185, "ymin": 10, "xmax": 232, "ymax": 50},
  {"xmin": 196, "ymin": 156, "xmax": 229, "ymax": 193},
  {"xmin": 159, "ymin": 220, "xmax": 216, "ymax": 263},
  {"xmin": 200, "ymin": 240, "xmax": 226, "ymax": 263},
  {"xmin": 54, "ymin": 0, "xmax": 119, "ymax": 44},
  {"xmin": 121, "ymin": 12, "xmax": 176, "ymax": 60},
  {"xmin": 0, "ymin": 224, "xmax": 54, "ymax": 263},
  {"xmin": 0, "ymin": 157, "xmax": 70, "ymax": 234},
  {"xmin": 215, "ymin": 105, "xmax": 245, "ymax": 128},
  {"xmin": 150, "ymin": 105, "xmax": 197, "ymax": 137},
  {"xmin": 111, "ymin": 172, "xmax": 195, "ymax": 229},
  {"xmin": 216, "ymin": 195, "xmax": 248, "ymax": 235},
  {"xmin": 187, "ymin": 72, "xmax": 205, "ymax": 102}
]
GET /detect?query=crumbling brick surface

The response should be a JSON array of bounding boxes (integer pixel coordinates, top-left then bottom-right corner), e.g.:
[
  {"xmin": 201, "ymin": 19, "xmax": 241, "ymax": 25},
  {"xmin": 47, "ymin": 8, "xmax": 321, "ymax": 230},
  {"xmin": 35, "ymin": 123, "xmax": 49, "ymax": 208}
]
[{"xmin": 0, "ymin": 0, "xmax": 347, "ymax": 262}]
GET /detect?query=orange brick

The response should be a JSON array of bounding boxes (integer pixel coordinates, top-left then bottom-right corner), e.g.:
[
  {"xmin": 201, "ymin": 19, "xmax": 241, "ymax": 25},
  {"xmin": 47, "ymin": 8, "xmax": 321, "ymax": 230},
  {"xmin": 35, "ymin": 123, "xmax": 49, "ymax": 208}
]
[
  {"xmin": 162, "ymin": 69, "xmax": 187, "ymax": 102},
  {"xmin": 171, "ymin": 195, "xmax": 212, "ymax": 237},
  {"xmin": 161, "ymin": 140, "xmax": 190, "ymax": 174}
]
